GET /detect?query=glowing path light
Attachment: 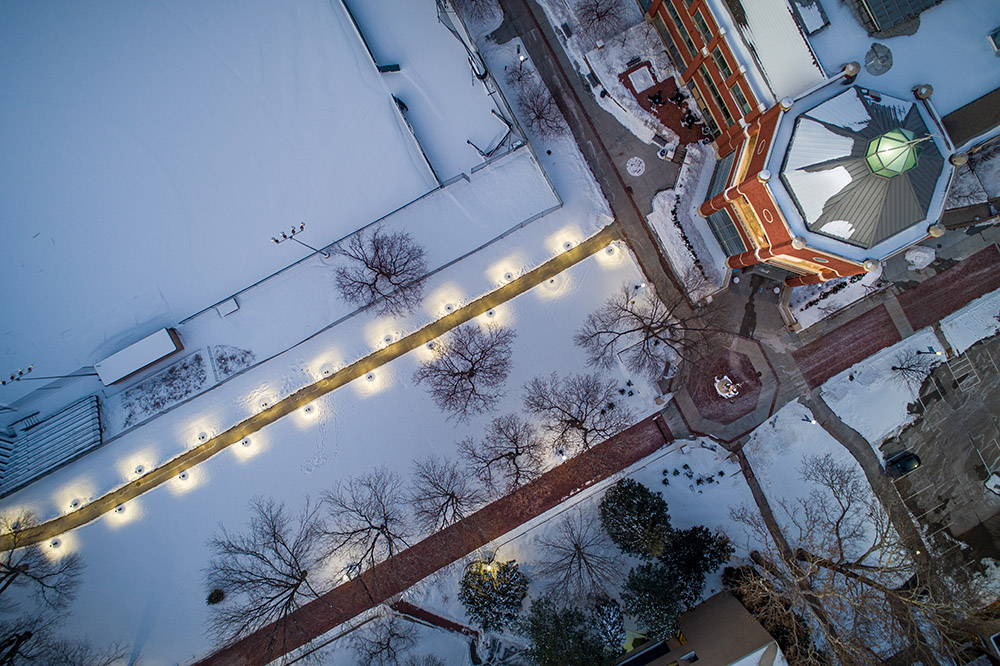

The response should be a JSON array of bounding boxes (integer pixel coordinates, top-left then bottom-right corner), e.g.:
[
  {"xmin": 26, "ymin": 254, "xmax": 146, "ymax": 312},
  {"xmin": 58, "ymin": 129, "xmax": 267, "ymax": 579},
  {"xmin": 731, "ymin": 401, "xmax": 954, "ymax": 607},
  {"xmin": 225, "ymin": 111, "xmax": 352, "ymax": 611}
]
[{"xmin": 0, "ymin": 226, "xmax": 620, "ymax": 550}]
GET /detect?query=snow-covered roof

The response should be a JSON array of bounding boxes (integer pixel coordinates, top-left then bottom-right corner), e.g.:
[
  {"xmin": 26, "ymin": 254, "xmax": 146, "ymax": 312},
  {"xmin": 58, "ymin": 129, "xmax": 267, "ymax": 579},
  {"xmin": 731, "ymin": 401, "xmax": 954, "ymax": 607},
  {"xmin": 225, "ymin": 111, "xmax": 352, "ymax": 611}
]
[
  {"xmin": 768, "ymin": 84, "xmax": 953, "ymax": 260},
  {"xmin": 724, "ymin": 0, "xmax": 827, "ymax": 101},
  {"xmin": 804, "ymin": 0, "xmax": 1000, "ymax": 116},
  {"xmin": 94, "ymin": 328, "xmax": 181, "ymax": 385}
]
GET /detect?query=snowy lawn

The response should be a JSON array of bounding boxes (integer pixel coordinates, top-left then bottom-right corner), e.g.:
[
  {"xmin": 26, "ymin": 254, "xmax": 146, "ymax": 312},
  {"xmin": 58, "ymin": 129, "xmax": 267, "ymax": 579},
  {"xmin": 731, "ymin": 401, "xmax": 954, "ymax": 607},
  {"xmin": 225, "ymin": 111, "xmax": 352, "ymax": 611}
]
[
  {"xmin": 741, "ymin": 401, "xmax": 868, "ymax": 536},
  {"xmin": 820, "ymin": 328, "xmax": 941, "ymax": 448},
  {"xmin": 3, "ymin": 246, "xmax": 657, "ymax": 665}
]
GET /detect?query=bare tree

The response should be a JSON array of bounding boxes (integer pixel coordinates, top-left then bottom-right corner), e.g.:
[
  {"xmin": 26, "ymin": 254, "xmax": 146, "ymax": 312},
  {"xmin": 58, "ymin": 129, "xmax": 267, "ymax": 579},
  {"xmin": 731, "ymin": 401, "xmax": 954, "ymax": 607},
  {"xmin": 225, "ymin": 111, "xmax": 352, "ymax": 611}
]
[
  {"xmin": 334, "ymin": 225, "xmax": 428, "ymax": 316},
  {"xmin": 575, "ymin": 283, "xmax": 717, "ymax": 380},
  {"xmin": 33, "ymin": 638, "xmax": 129, "ymax": 666},
  {"xmin": 414, "ymin": 325, "xmax": 516, "ymax": 420},
  {"xmin": 575, "ymin": 0, "xmax": 627, "ymax": 37},
  {"xmin": 505, "ymin": 59, "xmax": 536, "ymax": 87},
  {"xmin": 0, "ymin": 511, "xmax": 82, "ymax": 613},
  {"xmin": 322, "ymin": 467, "xmax": 411, "ymax": 577},
  {"xmin": 459, "ymin": 414, "xmax": 545, "ymax": 495},
  {"xmin": 351, "ymin": 615, "xmax": 416, "ymax": 666},
  {"xmin": 205, "ymin": 497, "xmax": 326, "ymax": 651},
  {"xmin": 518, "ymin": 82, "xmax": 566, "ymax": 138},
  {"xmin": 523, "ymin": 373, "xmax": 634, "ymax": 454},
  {"xmin": 730, "ymin": 454, "xmax": 994, "ymax": 665},
  {"xmin": 536, "ymin": 509, "xmax": 624, "ymax": 603},
  {"xmin": 403, "ymin": 655, "xmax": 446, "ymax": 666},
  {"xmin": 890, "ymin": 348, "xmax": 937, "ymax": 391},
  {"xmin": 408, "ymin": 456, "xmax": 487, "ymax": 533}
]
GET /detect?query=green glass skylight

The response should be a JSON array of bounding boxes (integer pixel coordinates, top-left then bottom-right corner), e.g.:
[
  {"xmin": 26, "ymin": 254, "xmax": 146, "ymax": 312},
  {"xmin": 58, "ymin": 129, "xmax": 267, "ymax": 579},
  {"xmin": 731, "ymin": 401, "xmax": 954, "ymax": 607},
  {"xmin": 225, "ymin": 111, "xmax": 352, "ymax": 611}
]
[{"xmin": 865, "ymin": 128, "xmax": 922, "ymax": 178}]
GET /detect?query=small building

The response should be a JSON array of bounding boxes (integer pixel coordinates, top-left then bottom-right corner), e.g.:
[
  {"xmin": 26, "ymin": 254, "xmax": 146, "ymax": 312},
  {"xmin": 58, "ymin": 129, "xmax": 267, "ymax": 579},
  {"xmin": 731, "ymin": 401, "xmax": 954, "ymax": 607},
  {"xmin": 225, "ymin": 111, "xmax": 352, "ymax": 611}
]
[{"xmin": 617, "ymin": 592, "xmax": 785, "ymax": 666}]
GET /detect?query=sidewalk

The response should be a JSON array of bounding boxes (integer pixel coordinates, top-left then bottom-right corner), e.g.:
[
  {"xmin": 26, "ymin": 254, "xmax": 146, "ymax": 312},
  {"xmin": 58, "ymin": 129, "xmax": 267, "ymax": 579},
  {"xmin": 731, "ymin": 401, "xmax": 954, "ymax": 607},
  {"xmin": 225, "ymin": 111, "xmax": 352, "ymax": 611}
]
[{"xmin": 196, "ymin": 414, "xmax": 672, "ymax": 666}]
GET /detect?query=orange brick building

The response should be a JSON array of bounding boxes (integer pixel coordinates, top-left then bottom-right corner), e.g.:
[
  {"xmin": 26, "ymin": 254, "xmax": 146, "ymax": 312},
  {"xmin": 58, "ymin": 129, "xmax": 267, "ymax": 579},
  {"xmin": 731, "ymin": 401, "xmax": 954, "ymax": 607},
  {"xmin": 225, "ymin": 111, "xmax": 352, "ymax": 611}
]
[{"xmin": 638, "ymin": 0, "xmax": 955, "ymax": 286}]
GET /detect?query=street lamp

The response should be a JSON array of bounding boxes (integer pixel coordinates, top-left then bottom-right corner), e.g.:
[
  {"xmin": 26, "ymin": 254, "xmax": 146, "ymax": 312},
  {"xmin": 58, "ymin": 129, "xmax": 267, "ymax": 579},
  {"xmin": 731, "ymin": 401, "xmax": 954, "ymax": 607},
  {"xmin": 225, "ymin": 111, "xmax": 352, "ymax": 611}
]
[
  {"xmin": 1, "ymin": 365, "xmax": 98, "ymax": 386},
  {"xmin": 915, "ymin": 347, "xmax": 942, "ymax": 356},
  {"xmin": 270, "ymin": 222, "xmax": 330, "ymax": 258}
]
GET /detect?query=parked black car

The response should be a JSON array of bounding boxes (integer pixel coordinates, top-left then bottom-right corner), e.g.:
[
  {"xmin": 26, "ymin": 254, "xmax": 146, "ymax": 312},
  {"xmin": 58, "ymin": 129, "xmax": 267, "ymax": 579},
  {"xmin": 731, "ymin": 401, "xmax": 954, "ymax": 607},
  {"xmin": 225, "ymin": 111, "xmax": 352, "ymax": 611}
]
[{"xmin": 884, "ymin": 451, "xmax": 922, "ymax": 477}]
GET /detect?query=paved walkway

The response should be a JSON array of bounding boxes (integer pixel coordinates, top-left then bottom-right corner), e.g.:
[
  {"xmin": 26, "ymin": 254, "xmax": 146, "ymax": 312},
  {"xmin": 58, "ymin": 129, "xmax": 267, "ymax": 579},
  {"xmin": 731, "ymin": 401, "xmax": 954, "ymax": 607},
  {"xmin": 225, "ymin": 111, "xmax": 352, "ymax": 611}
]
[
  {"xmin": 196, "ymin": 414, "xmax": 672, "ymax": 666},
  {"xmin": 792, "ymin": 243, "xmax": 1000, "ymax": 389},
  {"xmin": 493, "ymin": 0, "xmax": 685, "ymax": 303},
  {"xmin": 0, "ymin": 227, "xmax": 619, "ymax": 552}
]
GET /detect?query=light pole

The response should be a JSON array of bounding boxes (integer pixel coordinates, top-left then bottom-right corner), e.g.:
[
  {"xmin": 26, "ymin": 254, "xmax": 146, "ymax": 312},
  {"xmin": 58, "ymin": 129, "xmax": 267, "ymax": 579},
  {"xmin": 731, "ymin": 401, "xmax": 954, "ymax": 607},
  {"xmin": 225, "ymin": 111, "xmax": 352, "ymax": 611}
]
[
  {"xmin": 915, "ymin": 347, "xmax": 942, "ymax": 356},
  {"xmin": 270, "ymin": 223, "xmax": 330, "ymax": 258},
  {"xmin": 1, "ymin": 366, "xmax": 98, "ymax": 386}
]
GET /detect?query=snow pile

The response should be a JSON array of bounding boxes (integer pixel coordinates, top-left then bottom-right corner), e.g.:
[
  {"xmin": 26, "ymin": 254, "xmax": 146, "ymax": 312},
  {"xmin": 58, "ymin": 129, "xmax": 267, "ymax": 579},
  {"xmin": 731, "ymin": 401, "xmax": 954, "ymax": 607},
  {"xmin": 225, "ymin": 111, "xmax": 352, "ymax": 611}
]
[
  {"xmin": 820, "ymin": 328, "xmax": 941, "ymax": 446},
  {"xmin": 645, "ymin": 145, "xmax": 728, "ymax": 299},
  {"xmin": 904, "ymin": 245, "xmax": 935, "ymax": 271},
  {"xmin": 940, "ymin": 286, "xmax": 1000, "ymax": 354},
  {"xmin": 787, "ymin": 266, "xmax": 884, "ymax": 330}
]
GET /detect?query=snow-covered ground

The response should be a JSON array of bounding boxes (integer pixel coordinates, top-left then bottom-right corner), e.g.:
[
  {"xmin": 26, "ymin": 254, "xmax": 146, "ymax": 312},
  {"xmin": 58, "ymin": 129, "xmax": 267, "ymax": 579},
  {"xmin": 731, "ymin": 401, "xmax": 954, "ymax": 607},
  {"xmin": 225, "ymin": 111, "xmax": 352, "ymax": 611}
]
[
  {"xmin": 2, "ymin": 245, "xmax": 654, "ymax": 665},
  {"xmin": 403, "ymin": 436, "xmax": 751, "ymax": 641},
  {"xmin": 742, "ymin": 401, "xmax": 868, "ymax": 535},
  {"xmin": 820, "ymin": 328, "xmax": 941, "ymax": 448},
  {"xmin": 940, "ymin": 286, "xmax": 1000, "ymax": 355},
  {"xmin": 583, "ymin": 22, "xmax": 679, "ymax": 146},
  {"xmin": 806, "ymin": 0, "xmax": 1000, "ymax": 116}
]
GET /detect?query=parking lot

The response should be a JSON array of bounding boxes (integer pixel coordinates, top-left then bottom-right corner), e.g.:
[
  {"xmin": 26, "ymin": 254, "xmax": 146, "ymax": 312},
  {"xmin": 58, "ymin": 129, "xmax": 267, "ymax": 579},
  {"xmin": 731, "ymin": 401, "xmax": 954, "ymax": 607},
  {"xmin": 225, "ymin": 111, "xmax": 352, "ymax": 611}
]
[{"xmin": 881, "ymin": 333, "xmax": 1000, "ymax": 560}]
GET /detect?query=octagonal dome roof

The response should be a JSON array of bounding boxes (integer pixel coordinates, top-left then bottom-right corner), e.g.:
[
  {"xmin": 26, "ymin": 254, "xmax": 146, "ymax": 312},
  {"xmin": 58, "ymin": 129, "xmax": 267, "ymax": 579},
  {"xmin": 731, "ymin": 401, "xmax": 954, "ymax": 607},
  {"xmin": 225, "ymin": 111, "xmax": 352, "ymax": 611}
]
[{"xmin": 778, "ymin": 86, "xmax": 945, "ymax": 250}]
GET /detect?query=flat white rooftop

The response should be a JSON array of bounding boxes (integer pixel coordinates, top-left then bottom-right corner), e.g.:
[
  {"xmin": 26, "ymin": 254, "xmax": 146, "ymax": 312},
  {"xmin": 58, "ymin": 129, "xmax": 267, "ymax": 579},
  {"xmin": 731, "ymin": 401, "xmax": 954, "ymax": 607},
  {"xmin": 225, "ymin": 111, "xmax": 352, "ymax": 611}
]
[
  {"xmin": 0, "ymin": 0, "xmax": 439, "ymax": 394},
  {"xmin": 806, "ymin": 0, "xmax": 1000, "ymax": 116}
]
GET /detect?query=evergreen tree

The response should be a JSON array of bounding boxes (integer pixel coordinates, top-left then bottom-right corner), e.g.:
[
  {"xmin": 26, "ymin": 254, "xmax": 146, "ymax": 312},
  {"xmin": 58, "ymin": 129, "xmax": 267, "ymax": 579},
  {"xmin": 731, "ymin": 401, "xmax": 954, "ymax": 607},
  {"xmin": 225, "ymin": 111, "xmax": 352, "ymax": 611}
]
[
  {"xmin": 662, "ymin": 526, "xmax": 732, "ymax": 593},
  {"xmin": 589, "ymin": 598, "xmax": 626, "ymax": 656},
  {"xmin": 621, "ymin": 561, "xmax": 686, "ymax": 639},
  {"xmin": 458, "ymin": 560, "xmax": 528, "ymax": 633},
  {"xmin": 598, "ymin": 479, "xmax": 671, "ymax": 558},
  {"xmin": 519, "ymin": 596, "xmax": 616, "ymax": 666}
]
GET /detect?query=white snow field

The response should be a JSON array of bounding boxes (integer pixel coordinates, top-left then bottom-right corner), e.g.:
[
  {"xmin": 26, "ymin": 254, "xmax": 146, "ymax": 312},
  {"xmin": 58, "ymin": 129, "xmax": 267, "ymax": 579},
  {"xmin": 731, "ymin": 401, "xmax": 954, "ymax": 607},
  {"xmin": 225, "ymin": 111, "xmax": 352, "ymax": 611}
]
[{"xmin": 0, "ymin": 0, "xmax": 515, "ymax": 402}]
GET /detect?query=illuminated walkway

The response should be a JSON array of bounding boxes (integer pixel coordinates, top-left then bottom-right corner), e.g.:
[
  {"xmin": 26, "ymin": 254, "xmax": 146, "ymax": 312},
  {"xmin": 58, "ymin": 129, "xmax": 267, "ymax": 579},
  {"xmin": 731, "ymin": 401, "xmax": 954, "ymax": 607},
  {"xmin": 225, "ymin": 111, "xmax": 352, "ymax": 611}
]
[{"xmin": 0, "ymin": 226, "xmax": 618, "ymax": 551}]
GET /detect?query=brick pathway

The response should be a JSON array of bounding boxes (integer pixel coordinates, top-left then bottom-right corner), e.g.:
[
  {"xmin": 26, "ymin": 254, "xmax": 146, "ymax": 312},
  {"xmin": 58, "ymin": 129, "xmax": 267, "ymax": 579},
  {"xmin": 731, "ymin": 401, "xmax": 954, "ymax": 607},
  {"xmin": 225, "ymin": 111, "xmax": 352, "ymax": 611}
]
[
  {"xmin": 196, "ymin": 415, "xmax": 672, "ymax": 666},
  {"xmin": 897, "ymin": 244, "xmax": 1000, "ymax": 331},
  {"xmin": 792, "ymin": 304, "xmax": 902, "ymax": 389}
]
